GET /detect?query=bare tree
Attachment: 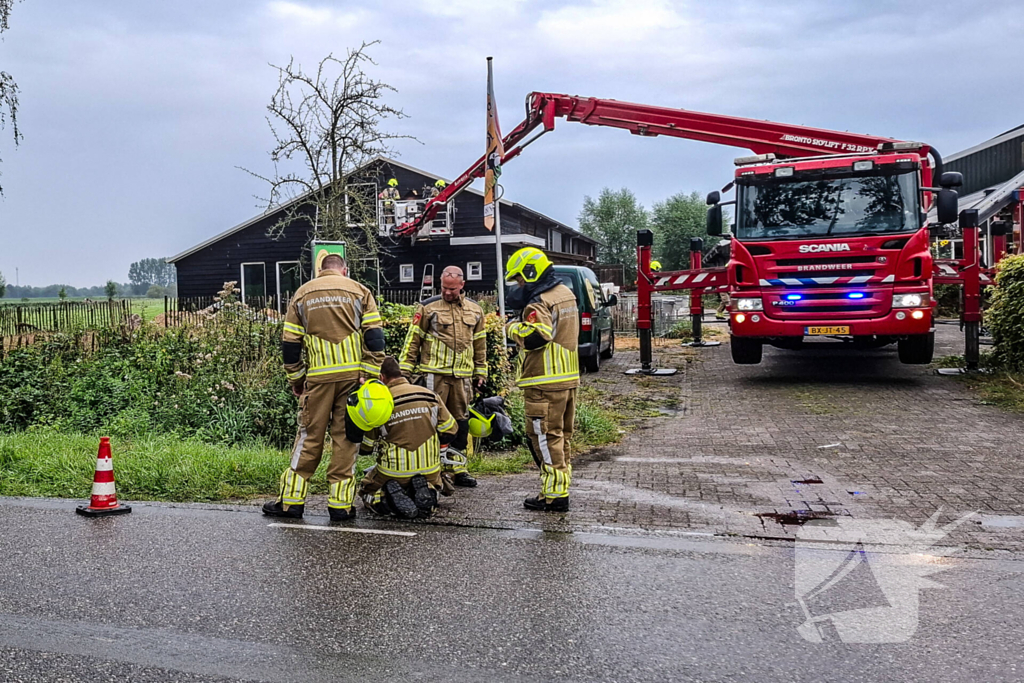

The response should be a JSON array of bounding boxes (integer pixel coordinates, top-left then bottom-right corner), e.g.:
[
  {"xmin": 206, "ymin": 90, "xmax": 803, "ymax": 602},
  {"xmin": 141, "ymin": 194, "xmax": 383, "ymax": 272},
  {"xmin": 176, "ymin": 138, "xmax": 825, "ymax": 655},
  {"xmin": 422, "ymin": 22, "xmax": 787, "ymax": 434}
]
[
  {"xmin": 1, "ymin": 0, "xmax": 23, "ymax": 195},
  {"xmin": 243, "ymin": 41, "xmax": 412, "ymax": 275}
]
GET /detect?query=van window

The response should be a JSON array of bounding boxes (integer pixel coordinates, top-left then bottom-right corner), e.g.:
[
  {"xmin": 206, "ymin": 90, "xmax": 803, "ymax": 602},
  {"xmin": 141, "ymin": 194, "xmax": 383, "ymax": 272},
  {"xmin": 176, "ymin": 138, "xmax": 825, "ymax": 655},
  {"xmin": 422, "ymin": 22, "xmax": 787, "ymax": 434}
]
[{"xmin": 556, "ymin": 273, "xmax": 575, "ymax": 291}]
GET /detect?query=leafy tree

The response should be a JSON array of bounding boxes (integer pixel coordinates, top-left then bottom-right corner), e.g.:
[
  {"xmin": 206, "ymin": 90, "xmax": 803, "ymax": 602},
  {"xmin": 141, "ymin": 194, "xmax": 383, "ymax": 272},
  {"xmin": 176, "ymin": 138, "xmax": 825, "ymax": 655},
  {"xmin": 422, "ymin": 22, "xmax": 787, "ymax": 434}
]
[
  {"xmin": 146, "ymin": 284, "xmax": 168, "ymax": 299},
  {"xmin": 650, "ymin": 191, "xmax": 715, "ymax": 270},
  {"xmin": 1, "ymin": 0, "xmax": 23, "ymax": 195},
  {"xmin": 58, "ymin": 286, "xmax": 67, "ymax": 300},
  {"xmin": 105, "ymin": 280, "xmax": 117, "ymax": 300},
  {"xmin": 578, "ymin": 188, "xmax": 649, "ymax": 282},
  {"xmin": 0, "ymin": 269, "xmax": 6, "ymax": 298},
  {"xmin": 129, "ymin": 257, "xmax": 176, "ymax": 290},
  {"xmin": 242, "ymin": 42, "xmax": 411, "ymax": 276}
]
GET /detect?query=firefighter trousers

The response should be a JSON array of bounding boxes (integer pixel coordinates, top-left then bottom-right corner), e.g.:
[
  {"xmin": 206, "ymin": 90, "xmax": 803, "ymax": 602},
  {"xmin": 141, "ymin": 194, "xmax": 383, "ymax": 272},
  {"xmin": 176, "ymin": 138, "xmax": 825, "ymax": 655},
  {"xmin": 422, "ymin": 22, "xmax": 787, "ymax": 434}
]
[
  {"xmin": 523, "ymin": 387, "xmax": 576, "ymax": 500},
  {"xmin": 278, "ymin": 378, "xmax": 360, "ymax": 511},
  {"xmin": 426, "ymin": 373, "xmax": 471, "ymax": 474}
]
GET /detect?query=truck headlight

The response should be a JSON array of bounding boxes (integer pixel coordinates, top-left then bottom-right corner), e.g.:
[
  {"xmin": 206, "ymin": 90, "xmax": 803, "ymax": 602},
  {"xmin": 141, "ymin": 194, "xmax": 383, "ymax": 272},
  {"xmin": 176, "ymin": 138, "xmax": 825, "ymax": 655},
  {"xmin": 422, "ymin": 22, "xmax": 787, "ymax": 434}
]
[
  {"xmin": 734, "ymin": 297, "xmax": 763, "ymax": 311},
  {"xmin": 892, "ymin": 293, "xmax": 928, "ymax": 308}
]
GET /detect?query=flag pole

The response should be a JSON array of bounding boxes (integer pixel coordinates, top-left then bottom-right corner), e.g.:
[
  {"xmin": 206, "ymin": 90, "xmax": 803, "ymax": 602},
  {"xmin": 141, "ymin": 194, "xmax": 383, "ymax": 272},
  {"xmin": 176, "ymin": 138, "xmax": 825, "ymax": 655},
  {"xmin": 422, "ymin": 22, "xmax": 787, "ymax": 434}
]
[
  {"xmin": 485, "ymin": 56, "xmax": 506, "ymax": 318},
  {"xmin": 495, "ymin": 190, "xmax": 505, "ymax": 318}
]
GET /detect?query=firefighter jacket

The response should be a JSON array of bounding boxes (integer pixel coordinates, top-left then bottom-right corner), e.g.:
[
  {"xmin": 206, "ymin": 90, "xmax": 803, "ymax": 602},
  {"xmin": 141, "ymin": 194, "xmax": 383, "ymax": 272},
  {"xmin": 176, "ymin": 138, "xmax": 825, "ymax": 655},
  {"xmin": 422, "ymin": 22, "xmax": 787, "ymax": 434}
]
[
  {"xmin": 506, "ymin": 280, "xmax": 579, "ymax": 391},
  {"xmin": 359, "ymin": 378, "xmax": 458, "ymax": 478},
  {"xmin": 378, "ymin": 187, "xmax": 400, "ymax": 202},
  {"xmin": 281, "ymin": 269, "xmax": 385, "ymax": 386},
  {"xmin": 400, "ymin": 295, "xmax": 487, "ymax": 379}
]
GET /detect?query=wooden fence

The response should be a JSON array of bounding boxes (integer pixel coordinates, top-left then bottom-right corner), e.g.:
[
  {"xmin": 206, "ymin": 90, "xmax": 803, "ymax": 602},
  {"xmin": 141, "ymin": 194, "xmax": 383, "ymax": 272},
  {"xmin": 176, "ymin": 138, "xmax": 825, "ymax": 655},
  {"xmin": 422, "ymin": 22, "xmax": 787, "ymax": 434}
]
[
  {"xmin": 378, "ymin": 288, "xmax": 498, "ymax": 306},
  {"xmin": 0, "ymin": 300, "xmax": 132, "ymax": 337}
]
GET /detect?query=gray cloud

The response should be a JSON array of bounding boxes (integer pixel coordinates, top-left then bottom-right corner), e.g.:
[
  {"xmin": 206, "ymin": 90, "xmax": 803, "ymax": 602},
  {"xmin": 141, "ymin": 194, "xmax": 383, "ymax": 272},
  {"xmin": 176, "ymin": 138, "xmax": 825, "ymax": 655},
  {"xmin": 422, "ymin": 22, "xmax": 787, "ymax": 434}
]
[{"xmin": 0, "ymin": 0, "xmax": 1021, "ymax": 286}]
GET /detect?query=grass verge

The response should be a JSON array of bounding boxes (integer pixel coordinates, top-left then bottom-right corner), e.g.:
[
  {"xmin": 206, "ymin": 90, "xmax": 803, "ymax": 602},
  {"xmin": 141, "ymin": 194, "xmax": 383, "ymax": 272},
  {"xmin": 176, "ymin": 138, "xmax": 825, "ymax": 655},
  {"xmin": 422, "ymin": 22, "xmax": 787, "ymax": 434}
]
[
  {"xmin": 0, "ymin": 384, "xmax": 650, "ymax": 500},
  {"xmin": 934, "ymin": 354, "xmax": 1024, "ymax": 412}
]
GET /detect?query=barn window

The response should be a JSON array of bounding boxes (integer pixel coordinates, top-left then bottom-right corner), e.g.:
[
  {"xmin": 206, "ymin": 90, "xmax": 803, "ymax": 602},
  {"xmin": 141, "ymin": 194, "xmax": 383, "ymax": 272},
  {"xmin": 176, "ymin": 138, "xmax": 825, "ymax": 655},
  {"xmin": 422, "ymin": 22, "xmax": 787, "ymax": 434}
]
[
  {"xmin": 400, "ymin": 264, "xmax": 414, "ymax": 283},
  {"xmin": 241, "ymin": 262, "xmax": 266, "ymax": 304},
  {"xmin": 467, "ymin": 262, "xmax": 482, "ymax": 280},
  {"xmin": 550, "ymin": 229, "xmax": 563, "ymax": 252}
]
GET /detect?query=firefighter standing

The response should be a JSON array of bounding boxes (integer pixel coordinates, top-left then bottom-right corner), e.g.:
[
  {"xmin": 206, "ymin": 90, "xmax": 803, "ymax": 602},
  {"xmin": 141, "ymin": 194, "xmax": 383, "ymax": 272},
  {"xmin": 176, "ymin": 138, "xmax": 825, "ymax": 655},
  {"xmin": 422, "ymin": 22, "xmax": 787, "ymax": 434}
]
[
  {"xmin": 428, "ymin": 179, "xmax": 446, "ymax": 198},
  {"xmin": 379, "ymin": 178, "xmax": 400, "ymax": 223},
  {"xmin": 357, "ymin": 357, "xmax": 459, "ymax": 518},
  {"xmin": 400, "ymin": 266, "xmax": 487, "ymax": 488},
  {"xmin": 505, "ymin": 247, "xmax": 579, "ymax": 512},
  {"xmin": 262, "ymin": 254, "xmax": 386, "ymax": 522}
]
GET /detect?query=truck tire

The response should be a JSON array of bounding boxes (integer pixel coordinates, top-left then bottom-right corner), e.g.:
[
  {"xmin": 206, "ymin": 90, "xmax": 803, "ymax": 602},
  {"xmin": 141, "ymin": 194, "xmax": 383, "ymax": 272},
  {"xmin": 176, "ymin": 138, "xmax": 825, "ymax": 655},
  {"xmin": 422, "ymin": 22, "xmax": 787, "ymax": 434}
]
[
  {"xmin": 600, "ymin": 330, "xmax": 615, "ymax": 359},
  {"xmin": 583, "ymin": 350, "xmax": 600, "ymax": 373},
  {"xmin": 730, "ymin": 336, "xmax": 763, "ymax": 365},
  {"xmin": 897, "ymin": 332, "xmax": 934, "ymax": 364}
]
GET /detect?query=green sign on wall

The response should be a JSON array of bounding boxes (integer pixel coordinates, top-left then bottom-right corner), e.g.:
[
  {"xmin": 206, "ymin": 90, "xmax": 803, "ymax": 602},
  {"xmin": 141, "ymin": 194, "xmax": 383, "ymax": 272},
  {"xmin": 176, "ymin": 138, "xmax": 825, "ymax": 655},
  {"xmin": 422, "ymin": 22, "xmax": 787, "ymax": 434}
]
[{"xmin": 310, "ymin": 241, "xmax": 346, "ymax": 277}]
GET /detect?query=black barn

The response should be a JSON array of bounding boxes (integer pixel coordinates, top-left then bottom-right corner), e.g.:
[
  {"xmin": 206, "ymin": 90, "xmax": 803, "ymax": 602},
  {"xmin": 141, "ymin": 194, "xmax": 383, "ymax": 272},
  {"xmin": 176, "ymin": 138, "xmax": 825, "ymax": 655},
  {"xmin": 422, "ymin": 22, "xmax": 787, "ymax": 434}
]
[{"xmin": 169, "ymin": 157, "xmax": 598, "ymax": 309}]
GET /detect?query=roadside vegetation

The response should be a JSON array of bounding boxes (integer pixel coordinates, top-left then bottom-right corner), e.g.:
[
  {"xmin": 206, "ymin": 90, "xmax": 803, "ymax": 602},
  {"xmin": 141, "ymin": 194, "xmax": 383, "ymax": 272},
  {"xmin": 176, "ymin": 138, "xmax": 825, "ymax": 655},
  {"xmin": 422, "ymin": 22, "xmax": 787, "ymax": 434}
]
[
  {"xmin": 936, "ymin": 254, "xmax": 1024, "ymax": 413},
  {"xmin": 0, "ymin": 295, "xmax": 643, "ymax": 501}
]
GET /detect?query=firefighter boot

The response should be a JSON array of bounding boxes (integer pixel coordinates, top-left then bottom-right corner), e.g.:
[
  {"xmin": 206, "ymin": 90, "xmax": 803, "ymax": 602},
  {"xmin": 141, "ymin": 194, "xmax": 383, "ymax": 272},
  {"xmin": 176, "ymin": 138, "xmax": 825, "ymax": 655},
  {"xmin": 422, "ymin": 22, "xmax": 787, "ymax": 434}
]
[
  {"xmin": 410, "ymin": 474, "xmax": 438, "ymax": 515},
  {"xmin": 383, "ymin": 480, "xmax": 419, "ymax": 519},
  {"xmin": 523, "ymin": 495, "xmax": 569, "ymax": 513},
  {"xmin": 452, "ymin": 472, "xmax": 477, "ymax": 488},
  {"xmin": 329, "ymin": 506, "xmax": 356, "ymax": 522},
  {"xmin": 262, "ymin": 500, "xmax": 304, "ymax": 518}
]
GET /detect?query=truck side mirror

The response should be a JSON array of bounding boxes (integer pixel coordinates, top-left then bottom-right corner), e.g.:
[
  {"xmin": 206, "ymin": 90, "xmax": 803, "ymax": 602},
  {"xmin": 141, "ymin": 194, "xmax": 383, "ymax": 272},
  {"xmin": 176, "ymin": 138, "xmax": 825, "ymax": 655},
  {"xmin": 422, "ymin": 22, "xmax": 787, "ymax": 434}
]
[
  {"xmin": 935, "ymin": 189, "xmax": 958, "ymax": 224},
  {"xmin": 939, "ymin": 172, "xmax": 963, "ymax": 189},
  {"xmin": 706, "ymin": 190, "xmax": 721, "ymax": 206},
  {"xmin": 706, "ymin": 204, "xmax": 723, "ymax": 236}
]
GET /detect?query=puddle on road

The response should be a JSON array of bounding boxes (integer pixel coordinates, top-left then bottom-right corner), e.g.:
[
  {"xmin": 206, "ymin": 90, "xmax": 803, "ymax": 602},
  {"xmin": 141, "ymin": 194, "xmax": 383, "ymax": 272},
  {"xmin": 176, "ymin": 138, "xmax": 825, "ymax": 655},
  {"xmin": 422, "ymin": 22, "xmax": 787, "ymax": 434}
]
[
  {"xmin": 978, "ymin": 515, "xmax": 1024, "ymax": 529},
  {"xmin": 756, "ymin": 510, "xmax": 837, "ymax": 526}
]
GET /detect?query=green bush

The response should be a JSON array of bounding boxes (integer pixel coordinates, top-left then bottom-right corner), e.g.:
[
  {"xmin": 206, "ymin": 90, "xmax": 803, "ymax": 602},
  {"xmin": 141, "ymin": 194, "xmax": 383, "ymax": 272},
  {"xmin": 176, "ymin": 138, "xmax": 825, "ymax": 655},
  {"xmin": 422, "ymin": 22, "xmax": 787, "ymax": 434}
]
[
  {"xmin": 664, "ymin": 319, "xmax": 693, "ymax": 339},
  {"xmin": 989, "ymin": 254, "xmax": 1024, "ymax": 371},
  {"xmin": 0, "ymin": 311, "xmax": 295, "ymax": 447}
]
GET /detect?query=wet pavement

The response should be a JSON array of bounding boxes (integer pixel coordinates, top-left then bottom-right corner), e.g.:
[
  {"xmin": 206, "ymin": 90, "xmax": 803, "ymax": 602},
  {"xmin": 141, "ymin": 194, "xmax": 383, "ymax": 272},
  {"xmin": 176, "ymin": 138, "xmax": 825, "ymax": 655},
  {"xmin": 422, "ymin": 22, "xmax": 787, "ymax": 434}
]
[
  {"xmin": 5, "ymin": 320, "xmax": 1024, "ymax": 680},
  {"xmin": 1, "ymin": 497, "xmax": 1023, "ymax": 682},
  {"xmin": 381, "ymin": 320, "xmax": 1024, "ymax": 554}
]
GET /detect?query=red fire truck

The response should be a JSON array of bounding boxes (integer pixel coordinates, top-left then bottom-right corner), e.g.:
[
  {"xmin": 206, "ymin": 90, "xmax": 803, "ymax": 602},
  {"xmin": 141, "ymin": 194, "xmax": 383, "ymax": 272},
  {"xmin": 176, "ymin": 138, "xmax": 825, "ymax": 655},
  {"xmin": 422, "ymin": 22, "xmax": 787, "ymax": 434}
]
[{"xmin": 397, "ymin": 92, "xmax": 981, "ymax": 368}]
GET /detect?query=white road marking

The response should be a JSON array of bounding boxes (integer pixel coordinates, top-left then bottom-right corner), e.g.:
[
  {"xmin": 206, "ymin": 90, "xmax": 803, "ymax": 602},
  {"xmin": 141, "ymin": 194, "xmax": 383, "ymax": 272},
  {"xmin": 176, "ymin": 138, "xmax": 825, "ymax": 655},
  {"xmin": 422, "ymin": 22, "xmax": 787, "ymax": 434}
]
[{"xmin": 268, "ymin": 523, "xmax": 416, "ymax": 537}]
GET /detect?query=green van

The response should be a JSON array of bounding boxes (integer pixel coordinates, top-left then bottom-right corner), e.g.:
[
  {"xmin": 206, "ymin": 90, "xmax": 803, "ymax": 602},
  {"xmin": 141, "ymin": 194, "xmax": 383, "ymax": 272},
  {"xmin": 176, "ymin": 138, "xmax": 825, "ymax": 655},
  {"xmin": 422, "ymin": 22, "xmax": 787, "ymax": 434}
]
[{"xmin": 552, "ymin": 265, "xmax": 617, "ymax": 372}]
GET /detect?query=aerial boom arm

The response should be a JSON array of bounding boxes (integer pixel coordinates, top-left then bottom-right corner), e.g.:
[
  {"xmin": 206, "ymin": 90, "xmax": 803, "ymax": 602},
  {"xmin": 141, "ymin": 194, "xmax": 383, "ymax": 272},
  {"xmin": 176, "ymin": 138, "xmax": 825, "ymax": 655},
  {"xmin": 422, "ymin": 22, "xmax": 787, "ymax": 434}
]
[{"xmin": 395, "ymin": 92, "xmax": 929, "ymax": 236}]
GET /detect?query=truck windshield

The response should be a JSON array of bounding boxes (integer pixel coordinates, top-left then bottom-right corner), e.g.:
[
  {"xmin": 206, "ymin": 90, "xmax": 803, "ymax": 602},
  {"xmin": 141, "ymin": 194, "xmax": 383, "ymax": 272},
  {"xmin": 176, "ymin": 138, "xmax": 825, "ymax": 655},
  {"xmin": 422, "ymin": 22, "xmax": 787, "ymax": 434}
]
[{"xmin": 736, "ymin": 168, "xmax": 919, "ymax": 240}]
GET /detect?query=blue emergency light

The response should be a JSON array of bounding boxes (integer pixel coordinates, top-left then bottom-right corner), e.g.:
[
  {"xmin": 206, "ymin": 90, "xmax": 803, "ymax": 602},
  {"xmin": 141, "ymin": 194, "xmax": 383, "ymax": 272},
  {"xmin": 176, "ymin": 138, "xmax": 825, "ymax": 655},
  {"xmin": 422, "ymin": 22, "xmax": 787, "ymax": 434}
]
[
  {"xmin": 847, "ymin": 292, "xmax": 866, "ymax": 300},
  {"xmin": 785, "ymin": 294, "xmax": 802, "ymax": 301}
]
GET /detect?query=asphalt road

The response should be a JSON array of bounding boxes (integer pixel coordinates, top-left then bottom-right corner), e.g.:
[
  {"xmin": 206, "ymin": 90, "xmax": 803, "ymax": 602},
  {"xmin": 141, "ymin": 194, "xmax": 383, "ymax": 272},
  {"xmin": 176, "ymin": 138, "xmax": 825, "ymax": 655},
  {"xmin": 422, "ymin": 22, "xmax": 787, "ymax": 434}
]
[{"xmin": 0, "ymin": 498, "xmax": 1021, "ymax": 682}]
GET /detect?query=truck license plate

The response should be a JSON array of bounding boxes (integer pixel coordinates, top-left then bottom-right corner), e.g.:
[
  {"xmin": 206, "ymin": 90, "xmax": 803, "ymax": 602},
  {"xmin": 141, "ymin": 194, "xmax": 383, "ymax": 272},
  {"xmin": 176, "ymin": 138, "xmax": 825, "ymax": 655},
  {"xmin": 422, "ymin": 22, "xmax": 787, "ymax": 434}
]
[{"xmin": 805, "ymin": 326, "xmax": 850, "ymax": 335}]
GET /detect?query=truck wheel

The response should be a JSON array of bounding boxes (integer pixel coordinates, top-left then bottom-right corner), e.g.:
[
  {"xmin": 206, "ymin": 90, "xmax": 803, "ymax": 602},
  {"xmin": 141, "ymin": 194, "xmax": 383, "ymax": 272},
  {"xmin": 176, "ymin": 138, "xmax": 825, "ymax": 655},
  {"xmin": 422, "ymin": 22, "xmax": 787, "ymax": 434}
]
[
  {"xmin": 583, "ymin": 351, "xmax": 600, "ymax": 373},
  {"xmin": 897, "ymin": 333, "xmax": 934, "ymax": 364},
  {"xmin": 730, "ymin": 336, "xmax": 763, "ymax": 365},
  {"xmin": 600, "ymin": 330, "xmax": 615, "ymax": 359}
]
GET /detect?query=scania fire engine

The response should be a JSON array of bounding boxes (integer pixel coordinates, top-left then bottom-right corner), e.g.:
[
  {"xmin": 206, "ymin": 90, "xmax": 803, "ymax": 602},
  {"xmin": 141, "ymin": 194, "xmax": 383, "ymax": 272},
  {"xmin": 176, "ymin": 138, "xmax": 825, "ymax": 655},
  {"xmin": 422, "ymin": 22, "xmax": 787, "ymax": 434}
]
[{"xmin": 396, "ymin": 92, "xmax": 971, "ymax": 367}]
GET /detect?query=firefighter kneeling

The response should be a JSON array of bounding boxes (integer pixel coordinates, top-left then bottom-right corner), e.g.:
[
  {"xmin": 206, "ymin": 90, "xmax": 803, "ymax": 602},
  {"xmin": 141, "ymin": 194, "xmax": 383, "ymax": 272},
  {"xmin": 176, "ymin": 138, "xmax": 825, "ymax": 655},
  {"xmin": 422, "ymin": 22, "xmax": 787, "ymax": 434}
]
[{"xmin": 357, "ymin": 357, "xmax": 459, "ymax": 519}]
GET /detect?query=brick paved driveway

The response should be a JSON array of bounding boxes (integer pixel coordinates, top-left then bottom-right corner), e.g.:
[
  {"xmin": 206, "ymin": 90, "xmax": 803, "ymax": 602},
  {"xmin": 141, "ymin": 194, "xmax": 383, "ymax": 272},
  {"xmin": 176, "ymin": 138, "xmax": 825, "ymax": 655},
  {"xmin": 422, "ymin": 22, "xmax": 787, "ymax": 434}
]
[{"xmin": 429, "ymin": 321, "xmax": 1024, "ymax": 552}]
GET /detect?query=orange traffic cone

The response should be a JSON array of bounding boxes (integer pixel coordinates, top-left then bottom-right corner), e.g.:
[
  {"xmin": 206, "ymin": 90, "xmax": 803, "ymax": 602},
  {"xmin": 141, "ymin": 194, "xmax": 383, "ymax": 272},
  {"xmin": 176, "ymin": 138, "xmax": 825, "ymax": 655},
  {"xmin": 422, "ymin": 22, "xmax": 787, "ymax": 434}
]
[{"xmin": 76, "ymin": 437, "xmax": 132, "ymax": 517}]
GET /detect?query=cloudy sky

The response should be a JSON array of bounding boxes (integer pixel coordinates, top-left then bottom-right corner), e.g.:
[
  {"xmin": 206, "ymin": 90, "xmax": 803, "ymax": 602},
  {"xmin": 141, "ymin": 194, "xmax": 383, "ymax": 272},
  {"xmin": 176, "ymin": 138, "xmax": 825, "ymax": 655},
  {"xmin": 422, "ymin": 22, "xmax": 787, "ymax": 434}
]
[{"xmin": 0, "ymin": 0, "xmax": 1021, "ymax": 287}]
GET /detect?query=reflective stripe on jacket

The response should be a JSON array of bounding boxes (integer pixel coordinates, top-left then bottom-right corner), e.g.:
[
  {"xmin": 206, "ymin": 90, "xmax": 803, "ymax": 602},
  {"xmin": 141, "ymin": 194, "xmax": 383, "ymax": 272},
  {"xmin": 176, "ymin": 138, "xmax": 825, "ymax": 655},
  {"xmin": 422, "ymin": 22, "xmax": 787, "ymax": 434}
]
[
  {"xmin": 400, "ymin": 295, "xmax": 487, "ymax": 378},
  {"xmin": 506, "ymin": 282, "xmax": 579, "ymax": 391},
  {"xmin": 282, "ymin": 270, "xmax": 384, "ymax": 384},
  {"xmin": 362, "ymin": 379, "xmax": 458, "ymax": 477}
]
